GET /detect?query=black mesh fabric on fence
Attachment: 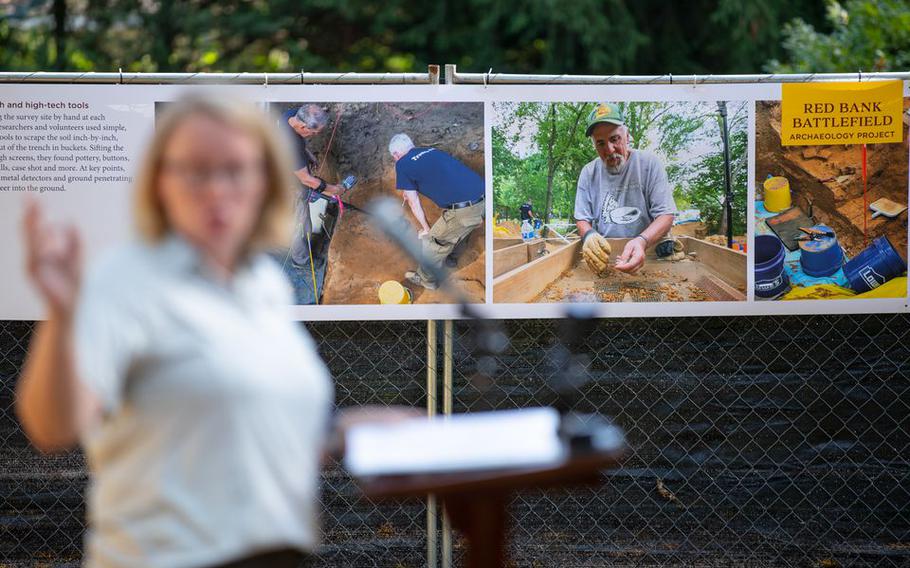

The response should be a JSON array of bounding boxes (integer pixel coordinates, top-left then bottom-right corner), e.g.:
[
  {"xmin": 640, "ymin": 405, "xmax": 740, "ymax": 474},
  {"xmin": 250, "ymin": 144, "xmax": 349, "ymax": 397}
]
[{"xmin": 2, "ymin": 315, "xmax": 909, "ymax": 567}]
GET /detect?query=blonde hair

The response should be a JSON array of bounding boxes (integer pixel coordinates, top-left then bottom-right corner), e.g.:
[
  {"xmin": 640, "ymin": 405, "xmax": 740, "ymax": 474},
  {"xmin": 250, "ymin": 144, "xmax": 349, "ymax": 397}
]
[{"xmin": 134, "ymin": 93, "xmax": 294, "ymax": 252}]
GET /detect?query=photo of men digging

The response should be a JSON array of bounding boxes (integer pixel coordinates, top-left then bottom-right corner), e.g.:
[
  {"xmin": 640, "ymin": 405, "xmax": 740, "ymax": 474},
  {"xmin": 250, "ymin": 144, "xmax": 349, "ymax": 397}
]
[
  {"xmin": 279, "ymin": 104, "xmax": 355, "ymax": 304},
  {"xmin": 272, "ymin": 102, "xmax": 485, "ymax": 304},
  {"xmin": 390, "ymin": 133, "xmax": 485, "ymax": 291}
]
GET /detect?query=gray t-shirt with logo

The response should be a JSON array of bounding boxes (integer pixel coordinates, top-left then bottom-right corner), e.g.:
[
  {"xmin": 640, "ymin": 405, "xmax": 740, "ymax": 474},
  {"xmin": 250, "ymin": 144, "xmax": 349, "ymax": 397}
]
[{"xmin": 574, "ymin": 150, "xmax": 677, "ymax": 238}]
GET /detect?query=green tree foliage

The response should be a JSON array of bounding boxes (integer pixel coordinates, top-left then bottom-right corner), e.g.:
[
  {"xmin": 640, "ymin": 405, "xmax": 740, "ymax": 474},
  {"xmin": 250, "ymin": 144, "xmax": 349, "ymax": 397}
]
[
  {"xmin": 513, "ymin": 103, "xmax": 588, "ymax": 231},
  {"xmin": 613, "ymin": 102, "xmax": 709, "ymax": 190},
  {"xmin": 0, "ymin": 0, "xmax": 826, "ymax": 74},
  {"xmin": 492, "ymin": 102, "xmax": 590, "ymax": 223},
  {"xmin": 767, "ymin": 0, "xmax": 910, "ymax": 72},
  {"xmin": 493, "ymin": 101, "xmax": 747, "ymax": 236}
]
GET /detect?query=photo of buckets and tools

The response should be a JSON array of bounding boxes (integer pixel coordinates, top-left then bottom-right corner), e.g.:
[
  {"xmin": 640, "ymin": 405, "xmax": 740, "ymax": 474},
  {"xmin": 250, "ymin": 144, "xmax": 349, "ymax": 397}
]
[{"xmin": 755, "ymin": 199, "xmax": 908, "ymax": 299}]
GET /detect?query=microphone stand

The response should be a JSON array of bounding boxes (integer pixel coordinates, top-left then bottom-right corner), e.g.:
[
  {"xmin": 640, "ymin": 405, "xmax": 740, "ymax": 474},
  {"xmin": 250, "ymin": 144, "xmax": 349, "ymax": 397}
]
[
  {"xmin": 368, "ymin": 198, "xmax": 620, "ymax": 454},
  {"xmin": 365, "ymin": 198, "xmax": 626, "ymax": 568},
  {"xmin": 368, "ymin": 199, "xmax": 508, "ymax": 404},
  {"xmin": 547, "ymin": 303, "xmax": 618, "ymax": 453}
]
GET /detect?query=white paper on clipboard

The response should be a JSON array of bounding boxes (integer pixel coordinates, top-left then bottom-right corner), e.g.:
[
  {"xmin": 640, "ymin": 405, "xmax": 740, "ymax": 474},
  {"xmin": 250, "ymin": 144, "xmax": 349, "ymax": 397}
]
[{"xmin": 344, "ymin": 407, "xmax": 564, "ymax": 477}]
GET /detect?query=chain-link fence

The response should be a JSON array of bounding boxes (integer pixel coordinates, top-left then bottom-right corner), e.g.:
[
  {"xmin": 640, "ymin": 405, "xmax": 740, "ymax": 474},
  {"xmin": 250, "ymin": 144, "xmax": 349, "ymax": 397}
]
[
  {"xmin": 450, "ymin": 315, "xmax": 910, "ymax": 567},
  {"xmin": 2, "ymin": 315, "xmax": 909, "ymax": 567}
]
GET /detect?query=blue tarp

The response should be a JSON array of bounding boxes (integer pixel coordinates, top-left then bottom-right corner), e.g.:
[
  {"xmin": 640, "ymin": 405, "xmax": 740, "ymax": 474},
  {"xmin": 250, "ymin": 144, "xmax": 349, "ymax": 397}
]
[
  {"xmin": 674, "ymin": 209, "xmax": 702, "ymax": 225},
  {"xmin": 756, "ymin": 201, "xmax": 850, "ymax": 288}
]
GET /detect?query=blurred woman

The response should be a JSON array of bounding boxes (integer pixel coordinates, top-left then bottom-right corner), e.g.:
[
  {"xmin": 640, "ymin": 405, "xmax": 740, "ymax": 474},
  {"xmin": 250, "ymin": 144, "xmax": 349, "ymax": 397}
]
[{"xmin": 17, "ymin": 94, "xmax": 333, "ymax": 568}]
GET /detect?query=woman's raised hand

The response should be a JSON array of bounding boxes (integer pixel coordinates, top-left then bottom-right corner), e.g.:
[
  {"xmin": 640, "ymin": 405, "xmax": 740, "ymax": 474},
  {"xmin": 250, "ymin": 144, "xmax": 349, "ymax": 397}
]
[{"xmin": 22, "ymin": 199, "xmax": 83, "ymax": 318}]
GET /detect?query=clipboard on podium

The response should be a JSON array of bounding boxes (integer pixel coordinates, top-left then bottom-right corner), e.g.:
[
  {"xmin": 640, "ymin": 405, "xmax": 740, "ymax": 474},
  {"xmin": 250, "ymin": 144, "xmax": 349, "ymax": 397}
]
[{"xmin": 346, "ymin": 407, "xmax": 626, "ymax": 568}]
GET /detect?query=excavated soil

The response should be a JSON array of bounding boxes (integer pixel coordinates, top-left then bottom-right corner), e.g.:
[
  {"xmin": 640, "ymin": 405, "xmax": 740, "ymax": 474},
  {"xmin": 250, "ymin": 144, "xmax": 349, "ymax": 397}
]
[
  {"xmin": 277, "ymin": 102, "xmax": 485, "ymax": 305},
  {"xmin": 755, "ymin": 100, "xmax": 909, "ymax": 258},
  {"xmin": 534, "ymin": 254, "xmax": 745, "ymax": 303}
]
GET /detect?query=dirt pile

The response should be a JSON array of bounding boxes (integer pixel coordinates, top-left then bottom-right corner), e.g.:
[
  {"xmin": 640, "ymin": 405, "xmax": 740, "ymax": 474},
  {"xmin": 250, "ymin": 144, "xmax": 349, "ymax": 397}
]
[
  {"xmin": 702, "ymin": 234, "xmax": 746, "ymax": 246},
  {"xmin": 756, "ymin": 100, "xmax": 909, "ymax": 258},
  {"xmin": 672, "ymin": 221, "xmax": 706, "ymax": 238},
  {"xmin": 304, "ymin": 102, "xmax": 485, "ymax": 304}
]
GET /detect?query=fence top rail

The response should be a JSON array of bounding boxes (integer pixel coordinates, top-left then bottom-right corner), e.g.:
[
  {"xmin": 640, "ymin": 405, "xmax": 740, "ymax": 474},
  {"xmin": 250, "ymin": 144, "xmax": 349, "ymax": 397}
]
[
  {"xmin": 447, "ymin": 68, "xmax": 910, "ymax": 85},
  {"xmin": 0, "ymin": 69, "xmax": 438, "ymax": 85},
  {"xmin": 0, "ymin": 66, "xmax": 906, "ymax": 86}
]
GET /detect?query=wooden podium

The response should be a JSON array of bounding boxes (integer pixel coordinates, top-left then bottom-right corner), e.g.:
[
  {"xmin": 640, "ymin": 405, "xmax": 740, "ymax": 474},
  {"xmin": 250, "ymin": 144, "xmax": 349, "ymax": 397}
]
[{"xmin": 356, "ymin": 442, "xmax": 624, "ymax": 568}]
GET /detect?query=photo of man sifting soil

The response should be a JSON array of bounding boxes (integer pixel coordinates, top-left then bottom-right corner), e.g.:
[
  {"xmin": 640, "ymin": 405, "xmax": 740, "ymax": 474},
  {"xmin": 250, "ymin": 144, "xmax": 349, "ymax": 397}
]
[
  {"xmin": 754, "ymin": 100, "xmax": 909, "ymax": 301},
  {"xmin": 268, "ymin": 102, "xmax": 485, "ymax": 305},
  {"xmin": 492, "ymin": 101, "xmax": 747, "ymax": 304}
]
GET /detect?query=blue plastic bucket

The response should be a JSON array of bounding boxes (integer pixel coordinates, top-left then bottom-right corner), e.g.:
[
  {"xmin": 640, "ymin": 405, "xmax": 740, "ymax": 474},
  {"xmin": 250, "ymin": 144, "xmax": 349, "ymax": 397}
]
[
  {"xmin": 755, "ymin": 235, "xmax": 789, "ymax": 299},
  {"xmin": 798, "ymin": 224, "xmax": 844, "ymax": 277},
  {"xmin": 842, "ymin": 236, "xmax": 907, "ymax": 293}
]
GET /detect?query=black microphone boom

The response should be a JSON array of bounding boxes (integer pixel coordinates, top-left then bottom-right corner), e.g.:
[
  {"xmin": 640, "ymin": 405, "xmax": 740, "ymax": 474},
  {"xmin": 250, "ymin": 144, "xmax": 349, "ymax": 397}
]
[{"xmin": 369, "ymin": 197, "xmax": 471, "ymax": 310}]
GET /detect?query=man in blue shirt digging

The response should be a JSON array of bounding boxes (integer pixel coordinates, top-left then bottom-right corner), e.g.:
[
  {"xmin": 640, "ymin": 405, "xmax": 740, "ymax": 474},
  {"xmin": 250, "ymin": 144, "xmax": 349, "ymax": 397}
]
[{"xmin": 389, "ymin": 133, "xmax": 485, "ymax": 290}]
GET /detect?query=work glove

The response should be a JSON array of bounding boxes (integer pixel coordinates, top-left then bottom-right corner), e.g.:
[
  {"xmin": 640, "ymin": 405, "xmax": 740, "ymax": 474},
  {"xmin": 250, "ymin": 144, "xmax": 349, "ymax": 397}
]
[{"xmin": 582, "ymin": 231, "xmax": 612, "ymax": 274}]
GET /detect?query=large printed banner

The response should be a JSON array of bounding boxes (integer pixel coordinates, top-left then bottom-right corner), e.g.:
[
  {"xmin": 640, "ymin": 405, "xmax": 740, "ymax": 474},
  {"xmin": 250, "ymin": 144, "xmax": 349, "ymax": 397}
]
[{"xmin": 0, "ymin": 82, "xmax": 907, "ymax": 320}]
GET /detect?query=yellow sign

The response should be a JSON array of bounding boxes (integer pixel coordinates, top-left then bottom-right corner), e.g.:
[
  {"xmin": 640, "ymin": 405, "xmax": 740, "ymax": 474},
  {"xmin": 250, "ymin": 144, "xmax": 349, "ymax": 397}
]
[{"xmin": 781, "ymin": 81, "xmax": 904, "ymax": 146}]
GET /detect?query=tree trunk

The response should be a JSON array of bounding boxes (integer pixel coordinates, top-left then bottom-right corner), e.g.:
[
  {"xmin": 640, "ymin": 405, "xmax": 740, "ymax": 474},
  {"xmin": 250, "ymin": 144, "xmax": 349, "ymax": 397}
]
[
  {"xmin": 52, "ymin": 0, "xmax": 67, "ymax": 70},
  {"xmin": 152, "ymin": 0, "xmax": 177, "ymax": 72}
]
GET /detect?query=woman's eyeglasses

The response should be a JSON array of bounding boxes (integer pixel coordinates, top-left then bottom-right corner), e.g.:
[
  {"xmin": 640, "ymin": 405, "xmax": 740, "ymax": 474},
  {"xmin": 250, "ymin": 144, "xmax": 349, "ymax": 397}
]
[{"xmin": 162, "ymin": 160, "xmax": 266, "ymax": 192}]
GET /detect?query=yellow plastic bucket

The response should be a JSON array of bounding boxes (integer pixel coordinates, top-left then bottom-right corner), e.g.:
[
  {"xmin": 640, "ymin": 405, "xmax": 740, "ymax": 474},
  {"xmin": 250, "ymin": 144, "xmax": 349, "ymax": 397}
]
[
  {"xmin": 763, "ymin": 176, "xmax": 792, "ymax": 212},
  {"xmin": 378, "ymin": 280, "xmax": 412, "ymax": 304}
]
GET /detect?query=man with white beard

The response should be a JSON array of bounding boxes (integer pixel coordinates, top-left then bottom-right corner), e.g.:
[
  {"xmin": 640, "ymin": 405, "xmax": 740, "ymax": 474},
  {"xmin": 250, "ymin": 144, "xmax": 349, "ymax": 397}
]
[{"xmin": 574, "ymin": 103, "xmax": 677, "ymax": 275}]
